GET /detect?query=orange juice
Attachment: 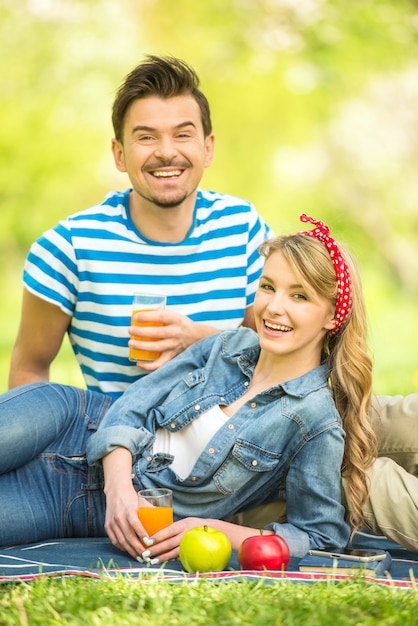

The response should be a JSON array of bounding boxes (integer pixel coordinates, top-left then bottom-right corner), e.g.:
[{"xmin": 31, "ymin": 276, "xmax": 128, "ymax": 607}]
[
  {"xmin": 129, "ymin": 309, "xmax": 164, "ymax": 361},
  {"xmin": 137, "ymin": 506, "xmax": 173, "ymax": 536}
]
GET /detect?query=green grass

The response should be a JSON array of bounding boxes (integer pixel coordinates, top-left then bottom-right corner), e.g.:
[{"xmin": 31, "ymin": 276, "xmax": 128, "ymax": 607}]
[{"xmin": 0, "ymin": 576, "xmax": 417, "ymax": 625}]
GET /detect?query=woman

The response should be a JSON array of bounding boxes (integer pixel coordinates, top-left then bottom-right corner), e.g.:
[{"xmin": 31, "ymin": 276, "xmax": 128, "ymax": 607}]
[{"xmin": 0, "ymin": 215, "xmax": 376, "ymax": 560}]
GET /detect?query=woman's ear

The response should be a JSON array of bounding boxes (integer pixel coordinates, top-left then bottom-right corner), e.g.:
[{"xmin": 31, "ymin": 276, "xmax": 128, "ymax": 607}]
[{"xmin": 324, "ymin": 316, "xmax": 337, "ymax": 333}]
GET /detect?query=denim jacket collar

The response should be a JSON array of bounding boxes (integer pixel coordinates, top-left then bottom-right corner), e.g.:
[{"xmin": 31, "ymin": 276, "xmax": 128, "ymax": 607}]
[{"xmin": 223, "ymin": 331, "xmax": 331, "ymax": 399}]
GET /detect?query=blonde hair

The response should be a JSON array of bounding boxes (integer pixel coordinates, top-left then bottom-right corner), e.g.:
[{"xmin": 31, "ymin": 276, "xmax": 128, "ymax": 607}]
[{"xmin": 260, "ymin": 234, "xmax": 377, "ymax": 535}]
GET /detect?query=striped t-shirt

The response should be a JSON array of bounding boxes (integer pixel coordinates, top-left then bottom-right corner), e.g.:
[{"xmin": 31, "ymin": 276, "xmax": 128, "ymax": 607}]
[{"xmin": 23, "ymin": 188, "xmax": 273, "ymax": 397}]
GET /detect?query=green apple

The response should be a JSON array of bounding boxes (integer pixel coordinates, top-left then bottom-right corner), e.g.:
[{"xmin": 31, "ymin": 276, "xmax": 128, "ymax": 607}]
[{"xmin": 179, "ymin": 525, "xmax": 232, "ymax": 572}]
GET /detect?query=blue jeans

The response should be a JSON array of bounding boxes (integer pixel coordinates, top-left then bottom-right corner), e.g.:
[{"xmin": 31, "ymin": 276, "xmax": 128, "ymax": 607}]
[{"xmin": 0, "ymin": 383, "xmax": 113, "ymax": 546}]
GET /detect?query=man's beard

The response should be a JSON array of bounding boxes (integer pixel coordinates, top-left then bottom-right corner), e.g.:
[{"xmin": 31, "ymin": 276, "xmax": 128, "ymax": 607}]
[
  {"xmin": 137, "ymin": 187, "xmax": 194, "ymax": 209},
  {"xmin": 152, "ymin": 194, "xmax": 189, "ymax": 209}
]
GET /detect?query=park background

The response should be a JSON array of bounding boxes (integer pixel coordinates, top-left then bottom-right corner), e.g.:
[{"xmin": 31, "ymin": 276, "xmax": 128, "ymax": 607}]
[{"xmin": 1, "ymin": 0, "xmax": 417, "ymax": 395}]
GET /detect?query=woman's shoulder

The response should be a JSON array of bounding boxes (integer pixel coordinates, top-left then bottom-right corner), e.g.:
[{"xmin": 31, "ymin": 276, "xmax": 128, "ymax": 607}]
[
  {"xmin": 219, "ymin": 327, "xmax": 259, "ymax": 352},
  {"xmin": 282, "ymin": 367, "xmax": 342, "ymax": 428}
]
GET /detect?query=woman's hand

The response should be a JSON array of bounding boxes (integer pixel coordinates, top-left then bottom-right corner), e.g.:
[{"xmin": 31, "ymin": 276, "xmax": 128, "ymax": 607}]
[
  {"xmin": 135, "ymin": 517, "xmax": 209, "ymax": 564},
  {"xmin": 104, "ymin": 485, "xmax": 151, "ymax": 559},
  {"xmin": 102, "ymin": 448, "xmax": 153, "ymax": 560},
  {"xmin": 134, "ymin": 518, "xmax": 274, "ymax": 565}
]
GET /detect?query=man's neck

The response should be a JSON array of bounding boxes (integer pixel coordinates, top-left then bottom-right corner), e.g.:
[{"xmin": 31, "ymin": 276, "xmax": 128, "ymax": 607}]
[{"xmin": 128, "ymin": 191, "xmax": 197, "ymax": 243}]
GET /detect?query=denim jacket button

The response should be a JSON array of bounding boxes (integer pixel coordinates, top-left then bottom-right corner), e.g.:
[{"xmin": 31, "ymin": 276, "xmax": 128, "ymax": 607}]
[
  {"xmin": 250, "ymin": 402, "xmax": 256, "ymax": 408},
  {"xmin": 244, "ymin": 381, "xmax": 249, "ymax": 387},
  {"xmin": 251, "ymin": 460, "xmax": 258, "ymax": 466},
  {"xmin": 208, "ymin": 448, "xmax": 215, "ymax": 454},
  {"xmin": 170, "ymin": 423, "xmax": 176, "ymax": 429},
  {"xmin": 194, "ymin": 404, "xmax": 201, "ymax": 411},
  {"xmin": 228, "ymin": 423, "xmax": 234, "ymax": 430}
]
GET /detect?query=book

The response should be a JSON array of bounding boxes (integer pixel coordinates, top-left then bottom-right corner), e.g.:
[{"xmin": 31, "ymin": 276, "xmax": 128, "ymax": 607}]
[{"xmin": 298, "ymin": 549, "xmax": 392, "ymax": 576}]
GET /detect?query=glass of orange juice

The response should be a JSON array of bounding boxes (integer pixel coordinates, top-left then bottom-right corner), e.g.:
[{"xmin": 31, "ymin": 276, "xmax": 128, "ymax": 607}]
[
  {"xmin": 137, "ymin": 488, "xmax": 173, "ymax": 536},
  {"xmin": 129, "ymin": 293, "xmax": 166, "ymax": 361}
]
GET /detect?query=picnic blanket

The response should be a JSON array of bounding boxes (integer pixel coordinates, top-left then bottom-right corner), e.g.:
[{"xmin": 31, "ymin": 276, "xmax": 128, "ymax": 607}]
[{"xmin": 0, "ymin": 531, "xmax": 417, "ymax": 588}]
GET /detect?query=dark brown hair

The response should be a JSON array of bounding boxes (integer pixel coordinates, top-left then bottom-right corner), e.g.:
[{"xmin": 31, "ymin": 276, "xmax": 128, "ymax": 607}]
[{"xmin": 112, "ymin": 55, "xmax": 212, "ymax": 142}]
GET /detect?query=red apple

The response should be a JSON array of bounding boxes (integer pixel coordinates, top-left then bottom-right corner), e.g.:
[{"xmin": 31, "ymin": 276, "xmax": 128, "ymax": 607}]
[
  {"xmin": 238, "ymin": 531, "xmax": 290, "ymax": 571},
  {"xmin": 179, "ymin": 525, "xmax": 232, "ymax": 573}
]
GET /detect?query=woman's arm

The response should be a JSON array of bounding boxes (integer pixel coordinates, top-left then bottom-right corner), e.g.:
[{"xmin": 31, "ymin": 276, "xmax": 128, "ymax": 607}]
[
  {"xmin": 275, "ymin": 427, "xmax": 350, "ymax": 554},
  {"xmin": 145, "ymin": 426, "xmax": 349, "ymax": 564},
  {"xmin": 86, "ymin": 332, "xmax": 219, "ymax": 466},
  {"xmin": 102, "ymin": 447, "xmax": 274, "ymax": 562},
  {"xmin": 102, "ymin": 448, "xmax": 151, "ymax": 559}
]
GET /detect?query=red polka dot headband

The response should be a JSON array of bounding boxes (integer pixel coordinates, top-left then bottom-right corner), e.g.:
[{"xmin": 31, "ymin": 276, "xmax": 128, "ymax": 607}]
[{"xmin": 297, "ymin": 214, "xmax": 352, "ymax": 335}]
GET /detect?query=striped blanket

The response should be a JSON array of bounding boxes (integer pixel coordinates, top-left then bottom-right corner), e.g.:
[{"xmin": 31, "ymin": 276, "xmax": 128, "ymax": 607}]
[{"xmin": 0, "ymin": 532, "xmax": 416, "ymax": 589}]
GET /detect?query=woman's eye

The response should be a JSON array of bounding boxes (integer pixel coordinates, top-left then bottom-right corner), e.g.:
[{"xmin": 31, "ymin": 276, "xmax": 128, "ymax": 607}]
[
  {"xmin": 260, "ymin": 283, "xmax": 274, "ymax": 291},
  {"xmin": 293, "ymin": 293, "xmax": 308, "ymax": 301}
]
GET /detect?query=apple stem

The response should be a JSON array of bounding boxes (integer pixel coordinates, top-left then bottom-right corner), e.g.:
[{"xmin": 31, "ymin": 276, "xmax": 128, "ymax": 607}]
[
  {"xmin": 259, "ymin": 529, "xmax": 264, "ymax": 536},
  {"xmin": 204, "ymin": 525, "xmax": 208, "ymax": 532}
]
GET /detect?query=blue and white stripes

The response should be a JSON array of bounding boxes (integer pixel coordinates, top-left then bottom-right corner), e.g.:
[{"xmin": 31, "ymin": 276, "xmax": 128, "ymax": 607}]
[{"xmin": 24, "ymin": 188, "xmax": 272, "ymax": 397}]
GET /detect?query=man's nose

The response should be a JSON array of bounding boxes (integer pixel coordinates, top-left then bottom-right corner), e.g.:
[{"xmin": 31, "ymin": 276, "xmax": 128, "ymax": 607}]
[{"xmin": 154, "ymin": 137, "xmax": 178, "ymax": 161}]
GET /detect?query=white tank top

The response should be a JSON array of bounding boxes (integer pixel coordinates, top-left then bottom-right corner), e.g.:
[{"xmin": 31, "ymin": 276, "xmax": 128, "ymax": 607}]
[{"xmin": 153, "ymin": 405, "xmax": 229, "ymax": 479}]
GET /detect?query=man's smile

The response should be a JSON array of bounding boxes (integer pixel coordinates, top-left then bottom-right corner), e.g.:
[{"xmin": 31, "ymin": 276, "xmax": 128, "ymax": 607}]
[{"xmin": 150, "ymin": 169, "xmax": 183, "ymax": 178}]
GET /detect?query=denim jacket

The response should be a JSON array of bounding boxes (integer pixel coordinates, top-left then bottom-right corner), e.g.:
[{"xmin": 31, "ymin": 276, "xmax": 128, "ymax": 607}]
[{"xmin": 87, "ymin": 328, "xmax": 350, "ymax": 556}]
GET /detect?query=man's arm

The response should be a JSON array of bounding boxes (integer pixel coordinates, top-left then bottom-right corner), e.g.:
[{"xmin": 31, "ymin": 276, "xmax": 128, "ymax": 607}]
[
  {"xmin": 8, "ymin": 289, "xmax": 71, "ymax": 388},
  {"xmin": 241, "ymin": 305, "xmax": 256, "ymax": 331}
]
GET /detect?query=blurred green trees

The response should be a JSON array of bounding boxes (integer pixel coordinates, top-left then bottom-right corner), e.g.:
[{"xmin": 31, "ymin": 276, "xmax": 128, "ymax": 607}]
[{"xmin": 1, "ymin": 0, "xmax": 417, "ymax": 393}]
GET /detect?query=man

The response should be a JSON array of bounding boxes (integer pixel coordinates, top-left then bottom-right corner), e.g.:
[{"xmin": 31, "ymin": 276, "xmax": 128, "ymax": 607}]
[{"xmin": 8, "ymin": 55, "xmax": 272, "ymax": 398}]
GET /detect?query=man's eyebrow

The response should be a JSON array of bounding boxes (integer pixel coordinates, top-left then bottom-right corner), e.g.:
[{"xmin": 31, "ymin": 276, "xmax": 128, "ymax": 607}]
[
  {"xmin": 131, "ymin": 121, "xmax": 197, "ymax": 134},
  {"xmin": 175, "ymin": 121, "xmax": 197, "ymax": 130},
  {"xmin": 132, "ymin": 125, "xmax": 155, "ymax": 133}
]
